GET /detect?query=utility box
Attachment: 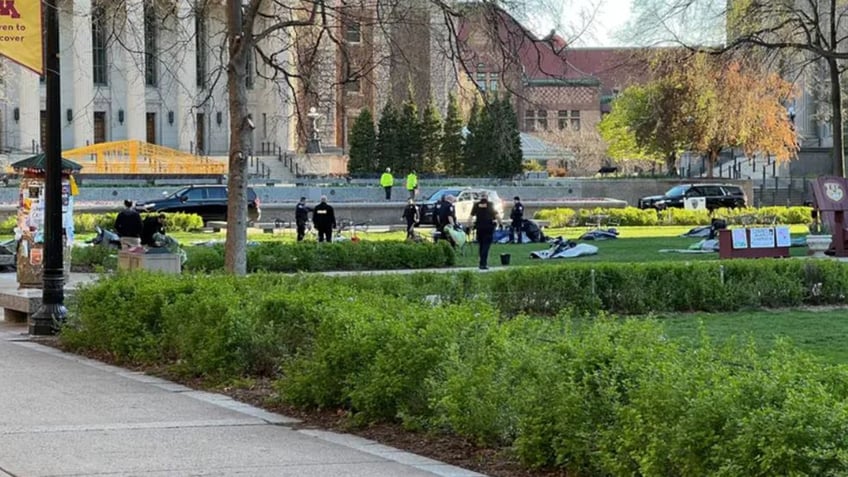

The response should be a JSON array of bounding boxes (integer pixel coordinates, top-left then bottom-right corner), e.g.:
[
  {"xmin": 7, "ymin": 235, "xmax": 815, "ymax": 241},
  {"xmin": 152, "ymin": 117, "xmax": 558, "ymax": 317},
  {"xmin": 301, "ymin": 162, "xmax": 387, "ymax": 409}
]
[{"xmin": 119, "ymin": 251, "xmax": 181, "ymax": 274}]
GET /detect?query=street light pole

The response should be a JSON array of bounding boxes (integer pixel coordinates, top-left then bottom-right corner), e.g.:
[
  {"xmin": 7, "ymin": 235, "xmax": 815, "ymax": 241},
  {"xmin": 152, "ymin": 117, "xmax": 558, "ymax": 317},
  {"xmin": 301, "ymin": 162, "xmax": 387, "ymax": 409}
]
[{"xmin": 30, "ymin": 0, "xmax": 66, "ymax": 335}]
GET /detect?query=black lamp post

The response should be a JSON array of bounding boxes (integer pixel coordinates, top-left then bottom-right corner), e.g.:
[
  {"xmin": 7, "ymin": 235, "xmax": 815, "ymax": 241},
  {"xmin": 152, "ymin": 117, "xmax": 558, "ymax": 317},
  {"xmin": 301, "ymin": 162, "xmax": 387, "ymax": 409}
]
[{"xmin": 30, "ymin": 0, "xmax": 66, "ymax": 335}]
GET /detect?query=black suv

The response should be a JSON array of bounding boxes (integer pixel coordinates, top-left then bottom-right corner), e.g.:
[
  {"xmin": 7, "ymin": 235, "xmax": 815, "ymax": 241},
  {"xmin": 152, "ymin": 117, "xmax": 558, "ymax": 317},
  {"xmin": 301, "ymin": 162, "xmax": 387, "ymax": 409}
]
[
  {"xmin": 638, "ymin": 184, "xmax": 747, "ymax": 211},
  {"xmin": 136, "ymin": 185, "xmax": 261, "ymax": 224}
]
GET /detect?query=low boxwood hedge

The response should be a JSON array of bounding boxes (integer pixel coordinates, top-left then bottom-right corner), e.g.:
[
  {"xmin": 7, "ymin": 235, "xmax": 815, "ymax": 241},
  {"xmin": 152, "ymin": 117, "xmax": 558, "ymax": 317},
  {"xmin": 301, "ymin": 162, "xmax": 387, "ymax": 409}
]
[
  {"xmin": 61, "ymin": 267, "xmax": 848, "ymax": 476},
  {"xmin": 0, "ymin": 212, "xmax": 204, "ymax": 234},
  {"xmin": 536, "ymin": 206, "xmax": 814, "ymax": 227}
]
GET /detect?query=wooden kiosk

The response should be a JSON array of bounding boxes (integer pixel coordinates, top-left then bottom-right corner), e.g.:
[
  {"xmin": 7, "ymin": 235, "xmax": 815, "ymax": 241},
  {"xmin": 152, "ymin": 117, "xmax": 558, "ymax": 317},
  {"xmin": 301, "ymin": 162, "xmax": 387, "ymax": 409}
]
[{"xmin": 810, "ymin": 176, "xmax": 848, "ymax": 257}]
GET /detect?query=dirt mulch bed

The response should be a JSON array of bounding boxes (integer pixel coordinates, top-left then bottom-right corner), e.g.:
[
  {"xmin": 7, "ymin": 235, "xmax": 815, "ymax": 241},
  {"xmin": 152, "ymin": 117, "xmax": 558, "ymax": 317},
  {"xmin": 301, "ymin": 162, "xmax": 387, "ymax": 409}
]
[{"xmin": 35, "ymin": 337, "xmax": 568, "ymax": 477}]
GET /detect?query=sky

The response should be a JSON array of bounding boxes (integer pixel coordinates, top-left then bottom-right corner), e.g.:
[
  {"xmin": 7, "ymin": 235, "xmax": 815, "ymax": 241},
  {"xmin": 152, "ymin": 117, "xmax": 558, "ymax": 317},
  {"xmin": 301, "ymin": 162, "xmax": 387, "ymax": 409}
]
[
  {"xmin": 574, "ymin": 0, "xmax": 634, "ymax": 47},
  {"xmin": 524, "ymin": 0, "xmax": 635, "ymax": 47}
]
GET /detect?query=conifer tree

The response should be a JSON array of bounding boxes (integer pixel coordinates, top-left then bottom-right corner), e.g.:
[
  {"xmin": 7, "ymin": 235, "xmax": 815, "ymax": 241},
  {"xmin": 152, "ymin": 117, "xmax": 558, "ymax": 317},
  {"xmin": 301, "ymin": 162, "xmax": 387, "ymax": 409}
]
[
  {"xmin": 441, "ymin": 93, "xmax": 465, "ymax": 176},
  {"xmin": 376, "ymin": 102, "xmax": 400, "ymax": 171},
  {"xmin": 397, "ymin": 88, "xmax": 423, "ymax": 172},
  {"xmin": 420, "ymin": 98, "xmax": 443, "ymax": 173},
  {"xmin": 347, "ymin": 108, "xmax": 377, "ymax": 175}
]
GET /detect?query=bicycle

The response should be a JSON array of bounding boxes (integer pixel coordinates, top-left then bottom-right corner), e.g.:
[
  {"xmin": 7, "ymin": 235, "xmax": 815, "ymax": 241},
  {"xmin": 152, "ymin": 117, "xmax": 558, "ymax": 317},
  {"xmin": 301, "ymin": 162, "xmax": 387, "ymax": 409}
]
[{"xmin": 334, "ymin": 219, "xmax": 370, "ymax": 242}]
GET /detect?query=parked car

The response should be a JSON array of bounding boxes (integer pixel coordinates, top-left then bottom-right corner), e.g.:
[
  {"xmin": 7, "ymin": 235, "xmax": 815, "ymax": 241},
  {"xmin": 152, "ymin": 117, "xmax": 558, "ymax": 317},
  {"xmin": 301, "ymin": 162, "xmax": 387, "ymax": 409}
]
[
  {"xmin": 136, "ymin": 185, "xmax": 261, "ymax": 224},
  {"xmin": 419, "ymin": 188, "xmax": 505, "ymax": 225},
  {"xmin": 638, "ymin": 183, "xmax": 747, "ymax": 211}
]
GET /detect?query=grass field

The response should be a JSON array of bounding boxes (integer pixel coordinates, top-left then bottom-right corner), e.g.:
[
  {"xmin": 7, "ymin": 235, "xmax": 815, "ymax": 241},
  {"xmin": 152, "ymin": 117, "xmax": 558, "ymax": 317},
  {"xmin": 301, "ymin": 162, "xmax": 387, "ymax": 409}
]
[{"xmin": 654, "ymin": 309, "xmax": 848, "ymax": 365}]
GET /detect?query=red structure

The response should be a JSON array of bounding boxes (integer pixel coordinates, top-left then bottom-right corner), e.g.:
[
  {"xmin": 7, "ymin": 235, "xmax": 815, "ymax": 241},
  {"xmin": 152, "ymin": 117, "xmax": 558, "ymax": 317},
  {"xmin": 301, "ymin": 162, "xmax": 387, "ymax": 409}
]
[{"xmin": 810, "ymin": 176, "xmax": 848, "ymax": 257}]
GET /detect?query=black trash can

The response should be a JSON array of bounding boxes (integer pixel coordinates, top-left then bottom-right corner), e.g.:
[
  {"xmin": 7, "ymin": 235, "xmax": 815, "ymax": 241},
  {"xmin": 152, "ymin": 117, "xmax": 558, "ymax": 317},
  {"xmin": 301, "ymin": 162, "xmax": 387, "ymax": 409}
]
[{"xmin": 500, "ymin": 253, "xmax": 511, "ymax": 266}]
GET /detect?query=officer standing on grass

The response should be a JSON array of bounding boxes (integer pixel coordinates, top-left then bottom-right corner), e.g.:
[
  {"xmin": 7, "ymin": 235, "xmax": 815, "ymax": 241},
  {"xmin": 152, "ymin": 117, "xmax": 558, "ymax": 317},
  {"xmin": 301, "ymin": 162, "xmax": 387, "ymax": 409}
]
[
  {"xmin": 380, "ymin": 168, "xmax": 394, "ymax": 200},
  {"xmin": 295, "ymin": 196, "xmax": 311, "ymax": 242},
  {"xmin": 510, "ymin": 196, "xmax": 525, "ymax": 244},
  {"xmin": 402, "ymin": 198, "xmax": 420, "ymax": 240},
  {"xmin": 470, "ymin": 192, "xmax": 500, "ymax": 270},
  {"xmin": 312, "ymin": 195, "xmax": 336, "ymax": 243}
]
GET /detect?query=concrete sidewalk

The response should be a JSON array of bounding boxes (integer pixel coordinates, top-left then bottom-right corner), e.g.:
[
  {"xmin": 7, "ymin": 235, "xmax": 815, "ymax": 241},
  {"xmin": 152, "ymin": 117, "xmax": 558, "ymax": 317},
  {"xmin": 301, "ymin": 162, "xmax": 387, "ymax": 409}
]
[{"xmin": 0, "ymin": 322, "xmax": 484, "ymax": 477}]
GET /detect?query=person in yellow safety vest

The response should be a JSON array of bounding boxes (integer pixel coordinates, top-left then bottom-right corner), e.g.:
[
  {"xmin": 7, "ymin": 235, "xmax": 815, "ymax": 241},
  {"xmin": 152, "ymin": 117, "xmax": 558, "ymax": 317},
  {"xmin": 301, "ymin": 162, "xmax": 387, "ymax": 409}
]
[
  {"xmin": 380, "ymin": 167, "xmax": 394, "ymax": 200},
  {"xmin": 406, "ymin": 170, "xmax": 418, "ymax": 199}
]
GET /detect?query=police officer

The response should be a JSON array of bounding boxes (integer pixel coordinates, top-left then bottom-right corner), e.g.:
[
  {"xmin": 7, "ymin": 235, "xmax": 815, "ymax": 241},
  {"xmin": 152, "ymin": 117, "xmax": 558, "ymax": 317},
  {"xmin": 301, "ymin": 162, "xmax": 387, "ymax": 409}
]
[
  {"xmin": 470, "ymin": 192, "xmax": 500, "ymax": 270},
  {"xmin": 295, "ymin": 196, "xmax": 311, "ymax": 242},
  {"xmin": 312, "ymin": 195, "xmax": 336, "ymax": 243},
  {"xmin": 380, "ymin": 168, "xmax": 394, "ymax": 200},
  {"xmin": 402, "ymin": 198, "xmax": 420, "ymax": 240},
  {"xmin": 438, "ymin": 195, "xmax": 458, "ymax": 245},
  {"xmin": 510, "ymin": 196, "xmax": 524, "ymax": 244}
]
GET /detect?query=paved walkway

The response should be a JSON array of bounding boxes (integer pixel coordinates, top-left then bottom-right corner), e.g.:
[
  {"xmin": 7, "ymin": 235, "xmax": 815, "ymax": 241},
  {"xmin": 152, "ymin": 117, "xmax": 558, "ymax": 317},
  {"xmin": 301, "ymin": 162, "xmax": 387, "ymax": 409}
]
[{"xmin": 0, "ymin": 320, "xmax": 484, "ymax": 476}]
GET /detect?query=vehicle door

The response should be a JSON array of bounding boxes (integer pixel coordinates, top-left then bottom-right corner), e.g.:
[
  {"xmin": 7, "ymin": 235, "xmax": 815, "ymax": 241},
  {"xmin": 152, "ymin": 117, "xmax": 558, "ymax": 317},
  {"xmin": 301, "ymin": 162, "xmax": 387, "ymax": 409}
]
[
  {"xmin": 455, "ymin": 191, "xmax": 476, "ymax": 222},
  {"xmin": 701, "ymin": 186, "xmax": 725, "ymax": 208},
  {"xmin": 177, "ymin": 187, "xmax": 206, "ymax": 216},
  {"xmin": 205, "ymin": 187, "xmax": 228, "ymax": 221}
]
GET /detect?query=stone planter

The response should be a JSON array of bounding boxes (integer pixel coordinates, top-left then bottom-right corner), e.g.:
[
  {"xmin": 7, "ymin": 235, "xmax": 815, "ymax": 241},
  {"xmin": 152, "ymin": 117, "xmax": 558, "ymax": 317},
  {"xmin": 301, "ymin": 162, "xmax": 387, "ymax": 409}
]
[{"xmin": 806, "ymin": 234, "xmax": 833, "ymax": 258}]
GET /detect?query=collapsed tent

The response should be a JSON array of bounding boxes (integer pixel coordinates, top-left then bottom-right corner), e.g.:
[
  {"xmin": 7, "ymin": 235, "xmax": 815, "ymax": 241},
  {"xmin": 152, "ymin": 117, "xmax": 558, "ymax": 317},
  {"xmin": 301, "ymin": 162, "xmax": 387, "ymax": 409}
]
[
  {"xmin": 579, "ymin": 228, "xmax": 619, "ymax": 240},
  {"xmin": 530, "ymin": 237, "xmax": 598, "ymax": 259}
]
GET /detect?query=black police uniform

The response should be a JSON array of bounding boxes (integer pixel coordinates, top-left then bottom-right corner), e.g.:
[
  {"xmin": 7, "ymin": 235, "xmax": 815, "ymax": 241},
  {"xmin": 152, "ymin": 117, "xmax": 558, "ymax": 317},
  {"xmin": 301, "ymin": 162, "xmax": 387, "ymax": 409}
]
[
  {"xmin": 471, "ymin": 199, "xmax": 497, "ymax": 269},
  {"xmin": 433, "ymin": 200, "xmax": 444, "ymax": 230},
  {"xmin": 438, "ymin": 201, "xmax": 457, "ymax": 245},
  {"xmin": 510, "ymin": 200, "xmax": 524, "ymax": 243},
  {"xmin": 402, "ymin": 203, "xmax": 420, "ymax": 239},
  {"xmin": 295, "ymin": 202, "xmax": 311, "ymax": 241},
  {"xmin": 312, "ymin": 202, "xmax": 336, "ymax": 242},
  {"xmin": 115, "ymin": 208, "xmax": 143, "ymax": 239}
]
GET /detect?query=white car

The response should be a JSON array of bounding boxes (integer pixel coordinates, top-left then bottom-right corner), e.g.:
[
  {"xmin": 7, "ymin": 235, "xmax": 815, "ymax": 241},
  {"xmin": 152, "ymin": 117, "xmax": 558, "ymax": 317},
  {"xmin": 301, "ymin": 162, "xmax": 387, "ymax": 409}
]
[{"xmin": 420, "ymin": 188, "xmax": 505, "ymax": 224}]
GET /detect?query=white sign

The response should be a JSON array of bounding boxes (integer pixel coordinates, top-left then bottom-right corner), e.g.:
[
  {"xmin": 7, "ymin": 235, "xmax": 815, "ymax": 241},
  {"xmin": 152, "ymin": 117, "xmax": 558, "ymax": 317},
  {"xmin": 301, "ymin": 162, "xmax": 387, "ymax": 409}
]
[
  {"xmin": 685, "ymin": 197, "xmax": 707, "ymax": 211},
  {"xmin": 732, "ymin": 228, "xmax": 748, "ymax": 249},
  {"xmin": 749, "ymin": 228, "xmax": 776, "ymax": 248},
  {"xmin": 775, "ymin": 226, "xmax": 791, "ymax": 247}
]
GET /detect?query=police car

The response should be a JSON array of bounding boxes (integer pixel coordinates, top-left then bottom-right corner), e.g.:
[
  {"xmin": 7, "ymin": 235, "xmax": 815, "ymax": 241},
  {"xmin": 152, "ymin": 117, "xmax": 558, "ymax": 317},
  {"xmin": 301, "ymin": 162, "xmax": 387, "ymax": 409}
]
[{"xmin": 418, "ymin": 188, "xmax": 504, "ymax": 225}]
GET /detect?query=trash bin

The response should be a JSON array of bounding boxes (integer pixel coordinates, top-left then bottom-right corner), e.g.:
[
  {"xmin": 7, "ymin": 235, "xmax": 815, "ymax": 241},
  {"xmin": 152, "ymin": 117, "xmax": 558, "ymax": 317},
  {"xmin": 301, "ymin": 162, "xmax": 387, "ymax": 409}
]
[{"xmin": 500, "ymin": 253, "xmax": 511, "ymax": 266}]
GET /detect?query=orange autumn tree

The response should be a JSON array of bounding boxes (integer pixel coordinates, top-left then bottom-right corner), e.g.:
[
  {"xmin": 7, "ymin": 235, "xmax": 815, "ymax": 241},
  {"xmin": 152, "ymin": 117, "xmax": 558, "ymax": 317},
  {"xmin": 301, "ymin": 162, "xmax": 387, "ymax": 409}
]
[{"xmin": 671, "ymin": 55, "xmax": 798, "ymax": 175}]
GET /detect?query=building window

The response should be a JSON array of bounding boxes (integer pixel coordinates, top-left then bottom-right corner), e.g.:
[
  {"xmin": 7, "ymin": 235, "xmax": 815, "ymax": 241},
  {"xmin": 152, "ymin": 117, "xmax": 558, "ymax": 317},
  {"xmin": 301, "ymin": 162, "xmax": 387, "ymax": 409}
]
[
  {"xmin": 476, "ymin": 72, "xmax": 487, "ymax": 91},
  {"xmin": 345, "ymin": 22, "xmax": 361, "ymax": 43},
  {"xmin": 557, "ymin": 110, "xmax": 568, "ymax": 130},
  {"xmin": 345, "ymin": 77, "xmax": 361, "ymax": 94},
  {"xmin": 92, "ymin": 3, "xmax": 108, "ymax": 85},
  {"xmin": 196, "ymin": 11, "xmax": 207, "ymax": 89},
  {"xmin": 570, "ymin": 110, "xmax": 581, "ymax": 130},
  {"xmin": 245, "ymin": 49, "xmax": 254, "ymax": 90},
  {"xmin": 489, "ymin": 73, "xmax": 498, "ymax": 91},
  {"xmin": 524, "ymin": 110, "xmax": 536, "ymax": 131},
  {"xmin": 537, "ymin": 110, "xmax": 548, "ymax": 130},
  {"xmin": 144, "ymin": 1, "xmax": 158, "ymax": 86}
]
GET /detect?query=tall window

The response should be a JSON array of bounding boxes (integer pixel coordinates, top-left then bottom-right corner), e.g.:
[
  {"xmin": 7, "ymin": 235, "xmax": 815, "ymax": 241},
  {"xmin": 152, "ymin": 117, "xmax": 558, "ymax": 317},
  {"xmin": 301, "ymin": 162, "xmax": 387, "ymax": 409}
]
[
  {"xmin": 92, "ymin": 3, "xmax": 108, "ymax": 85},
  {"xmin": 344, "ymin": 22, "xmax": 361, "ymax": 43},
  {"xmin": 195, "ymin": 11, "xmax": 207, "ymax": 89},
  {"xmin": 557, "ymin": 110, "xmax": 568, "ymax": 130},
  {"xmin": 537, "ymin": 110, "xmax": 548, "ymax": 130},
  {"xmin": 245, "ymin": 49, "xmax": 254, "ymax": 89},
  {"xmin": 570, "ymin": 110, "xmax": 581, "ymax": 130},
  {"xmin": 489, "ymin": 73, "xmax": 498, "ymax": 91},
  {"xmin": 144, "ymin": 1, "xmax": 158, "ymax": 86},
  {"xmin": 524, "ymin": 110, "xmax": 537, "ymax": 131},
  {"xmin": 476, "ymin": 72, "xmax": 487, "ymax": 91}
]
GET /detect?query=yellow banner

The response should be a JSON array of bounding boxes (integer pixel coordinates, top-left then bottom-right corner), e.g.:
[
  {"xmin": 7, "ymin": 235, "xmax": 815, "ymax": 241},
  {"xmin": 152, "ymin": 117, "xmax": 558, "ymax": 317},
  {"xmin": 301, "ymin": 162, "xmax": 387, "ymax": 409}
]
[{"xmin": 0, "ymin": 1, "xmax": 42, "ymax": 75}]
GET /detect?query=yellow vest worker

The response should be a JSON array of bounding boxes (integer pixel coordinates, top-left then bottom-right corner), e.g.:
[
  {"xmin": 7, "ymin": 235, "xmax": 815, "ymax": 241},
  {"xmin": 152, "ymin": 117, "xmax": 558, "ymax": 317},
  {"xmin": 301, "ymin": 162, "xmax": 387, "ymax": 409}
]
[
  {"xmin": 380, "ymin": 168, "xmax": 394, "ymax": 200},
  {"xmin": 406, "ymin": 171, "xmax": 418, "ymax": 199}
]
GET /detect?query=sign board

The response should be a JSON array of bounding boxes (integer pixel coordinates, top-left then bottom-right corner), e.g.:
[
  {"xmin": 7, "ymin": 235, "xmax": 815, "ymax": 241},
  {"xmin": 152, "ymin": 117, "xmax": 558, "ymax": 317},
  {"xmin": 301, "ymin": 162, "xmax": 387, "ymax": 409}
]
[
  {"xmin": 731, "ymin": 229, "xmax": 748, "ymax": 249},
  {"xmin": 775, "ymin": 226, "xmax": 791, "ymax": 247},
  {"xmin": 749, "ymin": 228, "xmax": 776, "ymax": 248},
  {"xmin": 685, "ymin": 197, "xmax": 707, "ymax": 211},
  {"xmin": 0, "ymin": 1, "xmax": 43, "ymax": 74}
]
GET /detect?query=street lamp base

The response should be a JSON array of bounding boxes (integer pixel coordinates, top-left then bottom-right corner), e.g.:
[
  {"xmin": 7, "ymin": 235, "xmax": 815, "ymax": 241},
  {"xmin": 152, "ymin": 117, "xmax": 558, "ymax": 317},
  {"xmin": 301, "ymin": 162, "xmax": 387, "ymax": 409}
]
[{"xmin": 29, "ymin": 303, "xmax": 67, "ymax": 336}]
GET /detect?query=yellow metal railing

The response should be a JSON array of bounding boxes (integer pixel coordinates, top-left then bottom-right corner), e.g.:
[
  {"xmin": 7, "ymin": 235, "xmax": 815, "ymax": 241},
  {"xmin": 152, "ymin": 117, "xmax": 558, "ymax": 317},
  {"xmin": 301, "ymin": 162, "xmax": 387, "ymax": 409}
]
[{"xmin": 57, "ymin": 140, "xmax": 227, "ymax": 175}]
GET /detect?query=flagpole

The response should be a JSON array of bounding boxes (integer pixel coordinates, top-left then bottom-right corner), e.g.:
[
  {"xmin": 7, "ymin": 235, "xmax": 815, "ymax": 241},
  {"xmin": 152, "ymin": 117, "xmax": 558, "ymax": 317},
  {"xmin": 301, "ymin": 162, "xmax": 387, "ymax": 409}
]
[{"xmin": 30, "ymin": 0, "xmax": 66, "ymax": 335}]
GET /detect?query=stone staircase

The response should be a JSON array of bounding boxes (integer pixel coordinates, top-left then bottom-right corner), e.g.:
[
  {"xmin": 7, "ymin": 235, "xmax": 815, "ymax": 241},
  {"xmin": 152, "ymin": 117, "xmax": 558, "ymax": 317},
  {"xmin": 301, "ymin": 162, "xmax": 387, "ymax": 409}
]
[{"xmin": 249, "ymin": 155, "xmax": 296, "ymax": 183}]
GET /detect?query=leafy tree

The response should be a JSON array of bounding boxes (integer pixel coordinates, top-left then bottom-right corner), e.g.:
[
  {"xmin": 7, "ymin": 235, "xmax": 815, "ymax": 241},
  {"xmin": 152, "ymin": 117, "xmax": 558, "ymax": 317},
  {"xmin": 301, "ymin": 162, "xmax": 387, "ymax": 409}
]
[
  {"xmin": 397, "ymin": 89, "xmax": 423, "ymax": 173},
  {"xmin": 348, "ymin": 109, "xmax": 377, "ymax": 175},
  {"xmin": 376, "ymin": 102, "xmax": 400, "ymax": 171},
  {"xmin": 420, "ymin": 99, "xmax": 443, "ymax": 173},
  {"xmin": 441, "ymin": 93, "xmax": 465, "ymax": 176}
]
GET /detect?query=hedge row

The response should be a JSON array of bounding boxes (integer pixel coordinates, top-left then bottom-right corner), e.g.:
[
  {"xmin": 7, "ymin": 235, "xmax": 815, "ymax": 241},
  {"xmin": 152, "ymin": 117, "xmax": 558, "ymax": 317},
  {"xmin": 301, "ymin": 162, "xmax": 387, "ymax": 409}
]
[
  {"xmin": 0, "ymin": 212, "xmax": 204, "ymax": 234},
  {"xmin": 61, "ymin": 270, "xmax": 848, "ymax": 475},
  {"xmin": 183, "ymin": 241, "xmax": 455, "ymax": 273},
  {"xmin": 536, "ymin": 206, "xmax": 814, "ymax": 227}
]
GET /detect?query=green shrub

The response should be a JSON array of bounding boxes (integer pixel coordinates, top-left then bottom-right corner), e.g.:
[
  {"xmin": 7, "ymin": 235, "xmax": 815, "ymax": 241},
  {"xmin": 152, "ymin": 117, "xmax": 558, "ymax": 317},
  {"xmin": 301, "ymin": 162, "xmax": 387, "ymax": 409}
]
[
  {"xmin": 536, "ymin": 206, "xmax": 814, "ymax": 227},
  {"xmin": 70, "ymin": 245, "xmax": 117, "ymax": 271}
]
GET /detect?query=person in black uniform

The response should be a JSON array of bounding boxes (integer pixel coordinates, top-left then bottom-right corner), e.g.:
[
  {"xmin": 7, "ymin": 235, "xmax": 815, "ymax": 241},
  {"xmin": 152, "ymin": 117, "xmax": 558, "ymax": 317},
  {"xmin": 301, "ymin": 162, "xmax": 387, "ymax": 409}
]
[
  {"xmin": 438, "ymin": 195, "xmax": 458, "ymax": 246},
  {"xmin": 312, "ymin": 195, "xmax": 336, "ymax": 243},
  {"xmin": 114, "ymin": 199, "xmax": 143, "ymax": 249},
  {"xmin": 470, "ymin": 192, "xmax": 500, "ymax": 269},
  {"xmin": 141, "ymin": 213, "xmax": 166, "ymax": 247},
  {"xmin": 402, "ymin": 198, "xmax": 420, "ymax": 240},
  {"xmin": 295, "ymin": 197, "xmax": 311, "ymax": 242},
  {"xmin": 510, "ymin": 196, "xmax": 525, "ymax": 244}
]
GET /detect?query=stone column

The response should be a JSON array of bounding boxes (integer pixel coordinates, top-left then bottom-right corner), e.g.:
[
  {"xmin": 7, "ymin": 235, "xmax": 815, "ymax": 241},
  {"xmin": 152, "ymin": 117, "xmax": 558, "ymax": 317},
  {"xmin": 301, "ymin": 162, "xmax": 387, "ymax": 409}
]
[
  {"xmin": 17, "ymin": 65, "xmax": 41, "ymax": 154},
  {"xmin": 175, "ymin": 0, "xmax": 197, "ymax": 152},
  {"xmin": 71, "ymin": 0, "xmax": 94, "ymax": 148},
  {"xmin": 122, "ymin": 0, "xmax": 147, "ymax": 141}
]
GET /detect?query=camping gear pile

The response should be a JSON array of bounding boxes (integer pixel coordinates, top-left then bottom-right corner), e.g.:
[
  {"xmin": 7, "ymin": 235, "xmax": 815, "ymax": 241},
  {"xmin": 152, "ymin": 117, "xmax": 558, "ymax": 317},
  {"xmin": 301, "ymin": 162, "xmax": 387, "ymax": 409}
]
[{"xmin": 530, "ymin": 237, "xmax": 598, "ymax": 260}]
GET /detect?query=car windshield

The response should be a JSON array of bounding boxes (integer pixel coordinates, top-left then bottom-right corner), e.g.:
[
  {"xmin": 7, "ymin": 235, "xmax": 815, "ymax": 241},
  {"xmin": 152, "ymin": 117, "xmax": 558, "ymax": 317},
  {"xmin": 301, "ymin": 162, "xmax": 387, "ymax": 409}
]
[
  {"xmin": 665, "ymin": 185, "xmax": 689, "ymax": 198},
  {"xmin": 427, "ymin": 189, "xmax": 461, "ymax": 202},
  {"xmin": 165, "ymin": 188, "xmax": 190, "ymax": 199}
]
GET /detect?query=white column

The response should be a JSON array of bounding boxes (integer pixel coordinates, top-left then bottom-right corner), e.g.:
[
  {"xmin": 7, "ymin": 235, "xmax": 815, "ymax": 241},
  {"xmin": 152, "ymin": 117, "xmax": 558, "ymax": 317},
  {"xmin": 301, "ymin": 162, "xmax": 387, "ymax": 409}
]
[
  {"xmin": 175, "ymin": 0, "xmax": 197, "ymax": 152},
  {"xmin": 17, "ymin": 65, "xmax": 40, "ymax": 153},
  {"xmin": 122, "ymin": 0, "xmax": 146, "ymax": 141},
  {"xmin": 71, "ymin": 0, "xmax": 94, "ymax": 148}
]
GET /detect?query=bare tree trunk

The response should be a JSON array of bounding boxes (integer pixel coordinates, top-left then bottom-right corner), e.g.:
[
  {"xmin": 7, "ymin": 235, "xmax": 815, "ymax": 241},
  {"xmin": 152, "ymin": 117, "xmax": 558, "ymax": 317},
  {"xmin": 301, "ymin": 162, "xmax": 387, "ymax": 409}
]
[
  {"xmin": 707, "ymin": 149, "xmax": 719, "ymax": 178},
  {"xmin": 665, "ymin": 151, "xmax": 676, "ymax": 175},
  {"xmin": 225, "ymin": 0, "xmax": 251, "ymax": 275},
  {"xmin": 828, "ymin": 57, "xmax": 845, "ymax": 177}
]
